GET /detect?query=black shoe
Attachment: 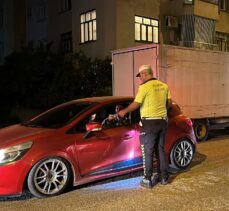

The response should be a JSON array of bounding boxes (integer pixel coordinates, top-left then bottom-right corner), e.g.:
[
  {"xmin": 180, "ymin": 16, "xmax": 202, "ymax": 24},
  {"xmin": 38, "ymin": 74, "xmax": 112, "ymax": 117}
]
[
  {"xmin": 160, "ymin": 177, "xmax": 169, "ymax": 185},
  {"xmin": 140, "ymin": 178, "xmax": 152, "ymax": 188},
  {"xmin": 151, "ymin": 174, "xmax": 159, "ymax": 186}
]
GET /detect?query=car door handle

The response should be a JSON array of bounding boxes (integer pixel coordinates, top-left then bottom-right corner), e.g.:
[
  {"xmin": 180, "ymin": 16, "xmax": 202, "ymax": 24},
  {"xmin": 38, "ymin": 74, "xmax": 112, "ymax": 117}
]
[{"xmin": 121, "ymin": 135, "xmax": 132, "ymax": 140}]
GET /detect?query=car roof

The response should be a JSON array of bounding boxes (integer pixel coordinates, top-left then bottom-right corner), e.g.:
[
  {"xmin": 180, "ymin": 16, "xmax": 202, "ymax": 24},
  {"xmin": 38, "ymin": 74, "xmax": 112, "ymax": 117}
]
[{"xmin": 72, "ymin": 96, "xmax": 134, "ymax": 103}]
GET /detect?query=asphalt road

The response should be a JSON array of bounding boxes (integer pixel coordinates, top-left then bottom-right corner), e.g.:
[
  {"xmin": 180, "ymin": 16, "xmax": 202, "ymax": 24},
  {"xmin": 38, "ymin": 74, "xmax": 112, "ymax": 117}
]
[{"xmin": 0, "ymin": 130, "xmax": 229, "ymax": 211}]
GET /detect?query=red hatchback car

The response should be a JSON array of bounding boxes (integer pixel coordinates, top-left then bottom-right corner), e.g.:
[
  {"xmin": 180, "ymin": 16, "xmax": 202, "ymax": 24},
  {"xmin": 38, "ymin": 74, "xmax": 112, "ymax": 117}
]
[{"xmin": 0, "ymin": 96, "xmax": 196, "ymax": 198}]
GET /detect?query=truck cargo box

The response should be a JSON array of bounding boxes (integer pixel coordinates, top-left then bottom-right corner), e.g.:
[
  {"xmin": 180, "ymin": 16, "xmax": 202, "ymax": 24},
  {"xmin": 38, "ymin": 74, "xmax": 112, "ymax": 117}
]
[{"xmin": 112, "ymin": 44, "xmax": 229, "ymax": 141}]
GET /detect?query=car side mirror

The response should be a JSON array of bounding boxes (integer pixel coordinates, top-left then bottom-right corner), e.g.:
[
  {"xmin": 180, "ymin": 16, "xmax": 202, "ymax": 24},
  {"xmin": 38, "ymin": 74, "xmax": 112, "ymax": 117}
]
[{"xmin": 83, "ymin": 122, "xmax": 102, "ymax": 139}]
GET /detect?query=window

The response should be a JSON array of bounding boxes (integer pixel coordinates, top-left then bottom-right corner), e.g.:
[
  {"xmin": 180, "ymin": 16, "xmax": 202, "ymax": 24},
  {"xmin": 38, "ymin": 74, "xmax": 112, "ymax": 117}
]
[
  {"xmin": 220, "ymin": 0, "xmax": 229, "ymax": 11},
  {"xmin": 25, "ymin": 102, "xmax": 93, "ymax": 129},
  {"xmin": 27, "ymin": 7, "xmax": 32, "ymax": 17},
  {"xmin": 80, "ymin": 10, "xmax": 97, "ymax": 43},
  {"xmin": 183, "ymin": 0, "xmax": 193, "ymax": 4},
  {"xmin": 201, "ymin": 0, "xmax": 218, "ymax": 4},
  {"xmin": 36, "ymin": 5, "xmax": 47, "ymax": 22},
  {"xmin": 37, "ymin": 38, "xmax": 47, "ymax": 49},
  {"xmin": 0, "ymin": 42, "xmax": 4, "ymax": 62},
  {"xmin": 135, "ymin": 16, "xmax": 159, "ymax": 43},
  {"xmin": 60, "ymin": 0, "xmax": 71, "ymax": 12},
  {"xmin": 61, "ymin": 32, "xmax": 72, "ymax": 54},
  {"xmin": 0, "ymin": 9, "xmax": 3, "ymax": 28},
  {"xmin": 68, "ymin": 102, "xmax": 132, "ymax": 134},
  {"xmin": 216, "ymin": 32, "xmax": 229, "ymax": 52}
]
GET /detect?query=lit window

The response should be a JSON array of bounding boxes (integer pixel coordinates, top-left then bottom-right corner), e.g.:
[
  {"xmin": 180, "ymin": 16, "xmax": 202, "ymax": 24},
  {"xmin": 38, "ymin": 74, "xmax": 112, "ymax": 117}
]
[
  {"xmin": 183, "ymin": 0, "xmax": 193, "ymax": 4},
  {"xmin": 200, "ymin": 0, "xmax": 218, "ymax": 5},
  {"xmin": 153, "ymin": 27, "xmax": 159, "ymax": 43},
  {"xmin": 148, "ymin": 27, "xmax": 152, "ymax": 42},
  {"xmin": 135, "ymin": 16, "xmax": 159, "ymax": 43},
  {"xmin": 80, "ymin": 10, "xmax": 97, "ymax": 44}
]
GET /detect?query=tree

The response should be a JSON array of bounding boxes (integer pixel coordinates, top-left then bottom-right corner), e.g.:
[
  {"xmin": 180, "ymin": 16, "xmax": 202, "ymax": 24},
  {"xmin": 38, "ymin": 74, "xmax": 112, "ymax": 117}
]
[{"xmin": 0, "ymin": 48, "xmax": 112, "ymax": 125}]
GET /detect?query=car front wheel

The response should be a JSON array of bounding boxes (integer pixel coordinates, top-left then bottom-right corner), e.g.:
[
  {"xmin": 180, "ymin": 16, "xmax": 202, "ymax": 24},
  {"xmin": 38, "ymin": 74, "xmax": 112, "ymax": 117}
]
[
  {"xmin": 170, "ymin": 139, "xmax": 194, "ymax": 169},
  {"xmin": 27, "ymin": 157, "xmax": 72, "ymax": 198}
]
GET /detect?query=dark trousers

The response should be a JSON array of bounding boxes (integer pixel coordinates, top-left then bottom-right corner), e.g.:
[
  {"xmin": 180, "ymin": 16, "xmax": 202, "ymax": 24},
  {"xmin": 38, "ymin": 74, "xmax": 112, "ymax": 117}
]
[{"xmin": 140, "ymin": 119, "xmax": 168, "ymax": 180}]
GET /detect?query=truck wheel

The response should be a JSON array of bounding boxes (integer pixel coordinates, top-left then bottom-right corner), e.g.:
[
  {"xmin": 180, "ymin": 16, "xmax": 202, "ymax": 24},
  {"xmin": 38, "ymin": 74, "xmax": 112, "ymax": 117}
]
[{"xmin": 193, "ymin": 120, "xmax": 209, "ymax": 141}]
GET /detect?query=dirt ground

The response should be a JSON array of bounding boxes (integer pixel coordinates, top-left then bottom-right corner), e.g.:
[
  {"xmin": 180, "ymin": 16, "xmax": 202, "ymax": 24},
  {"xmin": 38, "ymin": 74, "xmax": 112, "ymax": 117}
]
[{"xmin": 0, "ymin": 130, "xmax": 229, "ymax": 211}]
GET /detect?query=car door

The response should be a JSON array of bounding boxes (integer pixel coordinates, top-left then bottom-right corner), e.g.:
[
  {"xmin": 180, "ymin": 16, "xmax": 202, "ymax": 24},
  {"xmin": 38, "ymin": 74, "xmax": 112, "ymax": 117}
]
[{"xmin": 72, "ymin": 102, "xmax": 140, "ymax": 177}]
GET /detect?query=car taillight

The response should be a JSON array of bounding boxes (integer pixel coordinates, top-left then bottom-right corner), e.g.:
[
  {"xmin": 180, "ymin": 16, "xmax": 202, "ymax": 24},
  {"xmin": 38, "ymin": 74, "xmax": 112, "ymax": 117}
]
[
  {"xmin": 185, "ymin": 119, "xmax": 193, "ymax": 127},
  {"xmin": 176, "ymin": 117, "xmax": 193, "ymax": 132}
]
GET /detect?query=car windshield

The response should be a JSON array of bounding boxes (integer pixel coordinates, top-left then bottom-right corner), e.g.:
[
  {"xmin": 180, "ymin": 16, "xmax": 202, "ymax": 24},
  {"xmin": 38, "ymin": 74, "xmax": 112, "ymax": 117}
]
[{"xmin": 21, "ymin": 102, "xmax": 94, "ymax": 129}]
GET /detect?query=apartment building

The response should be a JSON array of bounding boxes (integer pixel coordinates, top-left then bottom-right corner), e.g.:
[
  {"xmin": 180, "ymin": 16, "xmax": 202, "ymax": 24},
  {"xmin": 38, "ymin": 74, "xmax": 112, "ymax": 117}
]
[
  {"xmin": 1, "ymin": 0, "xmax": 229, "ymax": 60},
  {"xmin": 72, "ymin": 0, "xmax": 160, "ymax": 58},
  {"xmin": 0, "ymin": 0, "xmax": 26, "ymax": 61},
  {"xmin": 27, "ymin": 0, "xmax": 72, "ymax": 53},
  {"xmin": 161, "ymin": 0, "xmax": 229, "ymax": 51}
]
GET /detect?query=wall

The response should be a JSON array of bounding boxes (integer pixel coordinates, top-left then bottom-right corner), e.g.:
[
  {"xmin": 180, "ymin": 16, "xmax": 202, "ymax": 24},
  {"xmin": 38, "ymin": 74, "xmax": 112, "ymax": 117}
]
[
  {"xmin": 216, "ymin": 11, "xmax": 229, "ymax": 33},
  {"xmin": 14, "ymin": 0, "xmax": 26, "ymax": 51},
  {"xmin": 27, "ymin": 0, "xmax": 48, "ymax": 49},
  {"xmin": 48, "ymin": 0, "xmax": 72, "ymax": 53},
  {"xmin": 116, "ymin": 0, "xmax": 160, "ymax": 49},
  {"xmin": 72, "ymin": 0, "xmax": 116, "ymax": 59},
  {"xmin": 194, "ymin": 0, "xmax": 219, "ymax": 20}
]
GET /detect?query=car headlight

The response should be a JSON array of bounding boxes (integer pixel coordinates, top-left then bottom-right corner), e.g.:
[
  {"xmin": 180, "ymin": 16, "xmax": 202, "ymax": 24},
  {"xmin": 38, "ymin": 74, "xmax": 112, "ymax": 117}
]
[{"xmin": 0, "ymin": 141, "xmax": 33, "ymax": 165}]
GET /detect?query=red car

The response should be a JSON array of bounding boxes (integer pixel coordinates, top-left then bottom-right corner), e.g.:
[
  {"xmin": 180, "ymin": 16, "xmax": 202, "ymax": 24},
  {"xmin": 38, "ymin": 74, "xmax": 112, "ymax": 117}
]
[{"xmin": 0, "ymin": 96, "xmax": 196, "ymax": 198}]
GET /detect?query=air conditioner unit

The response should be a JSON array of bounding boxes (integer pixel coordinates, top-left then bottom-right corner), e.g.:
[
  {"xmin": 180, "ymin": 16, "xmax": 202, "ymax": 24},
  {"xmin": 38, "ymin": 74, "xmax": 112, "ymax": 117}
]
[{"xmin": 165, "ymin": 16, "xmax": 178, "ymax": 28}]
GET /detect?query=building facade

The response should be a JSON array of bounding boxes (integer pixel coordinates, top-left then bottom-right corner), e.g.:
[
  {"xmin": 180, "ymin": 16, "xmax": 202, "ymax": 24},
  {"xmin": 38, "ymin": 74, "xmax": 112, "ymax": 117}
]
[
  {"xmin": 72, "ymin": 0, "xmax": 160, "ymax": 58},
  {"xmin": 0, "ymin": 0, "xmax": 26, "ymax": 61},
  {"xmin": 1, "ymin": 0, "xmax": 229, "ymax": 60},
  {"xmin": 161, "ymin": 0, "xmax": 229, "ymax": 51}
]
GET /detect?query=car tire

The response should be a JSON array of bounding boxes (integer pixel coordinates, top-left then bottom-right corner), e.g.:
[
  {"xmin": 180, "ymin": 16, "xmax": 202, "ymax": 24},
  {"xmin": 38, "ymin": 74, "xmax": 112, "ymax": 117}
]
[
  {"xmin": 193, "ymin": 119, "xmax": 209, "ymax": 141},
  {"xmin": 170, "ymin": 139, "xmax": 194, "ymax": 169},
  {"xmin": 27, "ymin": 157, "xmax": 72, "ymax": 198}
]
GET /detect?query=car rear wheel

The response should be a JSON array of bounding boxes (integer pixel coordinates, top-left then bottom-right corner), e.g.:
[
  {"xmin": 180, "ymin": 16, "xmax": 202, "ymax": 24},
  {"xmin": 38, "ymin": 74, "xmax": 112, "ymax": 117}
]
[
  {"xmin": 27, "ymin": 157, "xmax": 72, "ymax": 198},
  {"xmin": 170, "ymin": 139, "xmax": 194, "ymax": 169}
]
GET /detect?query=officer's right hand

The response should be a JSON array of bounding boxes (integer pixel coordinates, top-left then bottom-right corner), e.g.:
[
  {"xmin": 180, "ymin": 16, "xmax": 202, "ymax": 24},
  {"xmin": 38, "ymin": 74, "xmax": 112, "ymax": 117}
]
[{"xmin": 118, "ymin": 110, "xmax": 126, "ymax": 118}]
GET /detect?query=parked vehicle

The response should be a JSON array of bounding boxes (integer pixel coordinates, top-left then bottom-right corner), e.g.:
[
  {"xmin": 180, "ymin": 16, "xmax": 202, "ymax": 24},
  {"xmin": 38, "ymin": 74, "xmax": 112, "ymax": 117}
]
[
  {"xmin": 0, "ymin": 96, "xmax": 196, "ymax": 198},
  {"xmin": 112, "ymin": 44, "xmax": 229, "ymax": 141}
]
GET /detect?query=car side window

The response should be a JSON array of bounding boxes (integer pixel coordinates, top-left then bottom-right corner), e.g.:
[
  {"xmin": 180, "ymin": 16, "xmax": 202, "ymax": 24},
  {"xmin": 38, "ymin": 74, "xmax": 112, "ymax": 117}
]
[
  {"xmin": 67, "ymin": 101, "xmax": 134, "ymax": 134},
  {"xmin": 130, "ymin": 108, "xmax": 140, "ymax": 124},
  {"xmin": 67, "ymin": 116, "xmax": 91, "ymax": 134},
  {"xmin": 101, "ymin": 103, "xmax": 131, "ymax": 129}
]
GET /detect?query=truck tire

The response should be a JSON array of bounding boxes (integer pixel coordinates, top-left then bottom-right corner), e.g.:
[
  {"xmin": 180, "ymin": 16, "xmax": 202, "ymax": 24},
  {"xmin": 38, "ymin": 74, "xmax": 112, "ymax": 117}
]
[{"xmin": 193, "ymin": 120, "xmax": 209, "ymax": 141}]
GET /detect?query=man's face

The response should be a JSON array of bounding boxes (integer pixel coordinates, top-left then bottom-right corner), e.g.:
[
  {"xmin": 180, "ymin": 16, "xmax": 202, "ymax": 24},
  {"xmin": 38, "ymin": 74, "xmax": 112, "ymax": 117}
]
[
  {"xmin": 115, "ymin": 105, "xmax": 121, "ymax": 113},
  {"xmin": 139, "ymin": 70, "xmax": 149, "ymax": 82}
]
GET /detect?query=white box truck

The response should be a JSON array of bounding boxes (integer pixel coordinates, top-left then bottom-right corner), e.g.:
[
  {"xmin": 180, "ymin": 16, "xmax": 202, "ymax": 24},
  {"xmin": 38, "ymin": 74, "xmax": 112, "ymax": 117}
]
[{"xmin": 112, "ymin": 44, "xmax": 229, "ymax": 141}]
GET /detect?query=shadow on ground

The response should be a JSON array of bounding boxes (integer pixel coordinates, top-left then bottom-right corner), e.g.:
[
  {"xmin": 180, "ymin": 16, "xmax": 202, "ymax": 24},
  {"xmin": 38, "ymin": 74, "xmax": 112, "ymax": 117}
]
[
  {"xmin": 207, "ymin": 129, "xmax": 229, "ymax": 141},
  {"xmin": 0, "ymin": 152, "xmax": 208, "ymax": 201}
]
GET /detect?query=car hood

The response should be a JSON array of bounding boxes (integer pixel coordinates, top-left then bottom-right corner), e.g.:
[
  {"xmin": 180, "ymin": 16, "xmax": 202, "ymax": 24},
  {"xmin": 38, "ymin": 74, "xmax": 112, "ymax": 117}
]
[{"xmin": 0, "ymin": 124, "xmax": 53, "ymax": 148}]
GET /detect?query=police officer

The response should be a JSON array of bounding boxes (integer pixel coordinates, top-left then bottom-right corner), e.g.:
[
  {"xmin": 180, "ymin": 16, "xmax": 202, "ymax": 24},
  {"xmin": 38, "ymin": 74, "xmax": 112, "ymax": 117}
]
[{"xmin": 118, "ymin": 64, "xmax": 172, "ymax": 188}]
